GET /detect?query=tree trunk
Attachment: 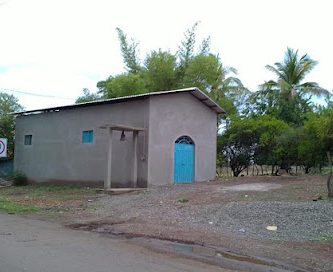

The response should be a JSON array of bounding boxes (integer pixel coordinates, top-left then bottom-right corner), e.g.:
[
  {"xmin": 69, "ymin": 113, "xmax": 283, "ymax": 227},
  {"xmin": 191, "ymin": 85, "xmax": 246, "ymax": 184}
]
[
  {"xmin": 327, "ymin": 151, "xmax": 333, "ymax": 199},
  {"xmin": 255, "ymin": 164, "xmax": 259, "ymax": 176},
  {"xmin": 232, "ymin": 169, "xmax": 240, "ymax": 177},
  {"xmin": 227, "ymin": 160, "xmax": 231, "ymax": 177}
]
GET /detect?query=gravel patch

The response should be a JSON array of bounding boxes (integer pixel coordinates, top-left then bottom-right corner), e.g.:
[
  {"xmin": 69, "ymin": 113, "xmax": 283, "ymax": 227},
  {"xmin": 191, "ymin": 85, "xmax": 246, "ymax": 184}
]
[
  {"xmin": 93, "ymin": 184, "xmax": 333, "ymax": 242},
  {"xmin": 202, "ymin": 201, "xmax": 333, "ymax": 241}
]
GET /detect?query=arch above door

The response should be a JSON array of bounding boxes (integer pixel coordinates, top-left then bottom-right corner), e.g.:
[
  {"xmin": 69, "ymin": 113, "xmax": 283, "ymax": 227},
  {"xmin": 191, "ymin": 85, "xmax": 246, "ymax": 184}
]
[{"xmin": 175, "ymin": 135, "xmax": 194, "ymax": 145}]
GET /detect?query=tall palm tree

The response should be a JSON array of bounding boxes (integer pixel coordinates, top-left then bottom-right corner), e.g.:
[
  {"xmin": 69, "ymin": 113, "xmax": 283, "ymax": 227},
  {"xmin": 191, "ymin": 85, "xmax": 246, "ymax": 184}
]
[
  {"xmin": 255, "ymin": 48, "xmax": 330, "ymax": 125},
  {"xmin": 263, "ymin": 48, "xmax": 328, "ymax": 100},
  {"xmin": 209, "ymin": 58, "xmax": 249, "ymax": 115}
]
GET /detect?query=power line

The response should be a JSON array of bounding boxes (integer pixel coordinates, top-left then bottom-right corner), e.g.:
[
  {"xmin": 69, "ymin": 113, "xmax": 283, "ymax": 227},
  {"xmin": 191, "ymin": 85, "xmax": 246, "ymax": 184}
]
[{"xmin": 0, "ymin": 87, "xmax": 75, "ymax": 100}]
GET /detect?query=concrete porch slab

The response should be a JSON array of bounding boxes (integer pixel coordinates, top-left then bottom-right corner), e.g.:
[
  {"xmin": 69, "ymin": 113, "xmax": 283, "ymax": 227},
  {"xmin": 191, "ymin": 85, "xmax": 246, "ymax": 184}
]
[{"xmin": 96, "ymin": 188, "xmax": 146, "ymax": 195}]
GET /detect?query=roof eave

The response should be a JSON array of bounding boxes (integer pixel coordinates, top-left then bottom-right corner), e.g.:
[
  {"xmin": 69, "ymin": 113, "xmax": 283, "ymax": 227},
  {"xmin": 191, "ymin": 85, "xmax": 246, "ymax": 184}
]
[{"xmin": 12, "ymin": 87, "xmax": 225, "ymax": 116}]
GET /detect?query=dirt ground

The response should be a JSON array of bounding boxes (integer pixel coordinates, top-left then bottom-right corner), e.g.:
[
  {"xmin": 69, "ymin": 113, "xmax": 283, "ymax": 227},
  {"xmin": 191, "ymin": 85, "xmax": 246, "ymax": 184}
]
[
  {"xmin": 1, "ymin": 175, "xmax": 332, "ymax": 271},
  {"xmin": 72, "ymin": 175, "xmax": 333, "ymax": 272}
]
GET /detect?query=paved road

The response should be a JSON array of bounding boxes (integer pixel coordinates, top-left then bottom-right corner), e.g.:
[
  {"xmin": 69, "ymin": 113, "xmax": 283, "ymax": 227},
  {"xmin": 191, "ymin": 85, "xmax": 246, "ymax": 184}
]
[{"xmin": 0, "ymin": 213, "xmax": 226, "ymax": 272}]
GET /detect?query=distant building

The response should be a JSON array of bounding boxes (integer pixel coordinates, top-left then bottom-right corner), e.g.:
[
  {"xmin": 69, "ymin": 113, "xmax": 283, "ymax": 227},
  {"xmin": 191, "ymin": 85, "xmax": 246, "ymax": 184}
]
[{"xmin": 14, "ymin": 87, "xmax": 224, "ymax": 188}]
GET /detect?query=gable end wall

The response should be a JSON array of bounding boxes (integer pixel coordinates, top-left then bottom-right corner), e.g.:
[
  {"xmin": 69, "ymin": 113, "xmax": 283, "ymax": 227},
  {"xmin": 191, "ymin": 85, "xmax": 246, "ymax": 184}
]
[{"xmin": 147, "ymin": 92, "xmax": 217, "ymax": 185}]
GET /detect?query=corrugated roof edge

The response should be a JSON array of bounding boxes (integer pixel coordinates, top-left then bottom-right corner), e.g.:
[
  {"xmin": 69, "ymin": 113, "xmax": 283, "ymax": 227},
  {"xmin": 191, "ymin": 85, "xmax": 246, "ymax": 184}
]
[{"xmin": 13, "ymin": 87, "xmax": 225, "ymax": 115}]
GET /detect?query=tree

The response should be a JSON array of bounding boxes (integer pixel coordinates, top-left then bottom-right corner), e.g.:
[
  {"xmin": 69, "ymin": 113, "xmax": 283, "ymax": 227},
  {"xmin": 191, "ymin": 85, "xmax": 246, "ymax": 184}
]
[
  {"xmin": 247, "ymin": 84, "xmax": 313, "ymax": 125},
  {"xmin": 274, "ymin": 127, "xmax": 300, "ymax": 172},
  {"xmin": 0, "ymin": 93, "xmax": 23, "ymax": 159},
  {"xmin": 116, "ymin": 27, "xmax": 142, "ymax": 74},
  {"xmin": 98, "ymin": 73, "xmax": 148, "ymax": 98},
  {"xmin": 177, "ymin": 22, "xmax": 199, "ymax": 78},
  {"xmin": 317, "ymin": 106, "xmax": 333, "ymax": 198},
  {"xmin": 259, "ymin": 48, "xmax": 328, "ymax": 125},
  {"xmin": 144, "ymin": 49, "xmax": 177, "ymax": 91},
  {"xmin": 183, "ymin": 54, "xmax": 221, "ymax": 92},
  {"xmin": 94, "ymin": 23, "xmax": 246, "ymax": 118},
  {"xmin": 219, "ymin": 115, "xmax": 294, "ymax": 176},
  {"xmin": 208, "ymin": 62, "xmax": 247, "ymax": 116},
  {"xmin": 220, "ymin": 118, "xmax": 257, "ymax": 177},
  {"xmin": 252, "ymin": 116, "xmax": 289, "ymax": 174},
  {"xmin": 75, "ymin": 88, "xmax": 101, "ymax": 104},
  {"xmin": 182, "ymin": 53, "xmax": 247, "ymax": 115},
  {"xmin": 297, "ymin": 113, "xmax": 326, "ymax": 173},
  {"xmin": 265, "ymin": 48, "xmax": 327, "ymax": 100},
  {"xmin": 216, "ymin": 135, "xmax": 225, "ymax": 175}
]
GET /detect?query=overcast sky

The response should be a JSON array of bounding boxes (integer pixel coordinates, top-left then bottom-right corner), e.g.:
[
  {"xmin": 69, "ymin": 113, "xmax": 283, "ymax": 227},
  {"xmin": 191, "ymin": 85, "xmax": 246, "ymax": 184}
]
[{"xmin": 0, "ymin": 0, "xmax": 332, "ymax": 110}]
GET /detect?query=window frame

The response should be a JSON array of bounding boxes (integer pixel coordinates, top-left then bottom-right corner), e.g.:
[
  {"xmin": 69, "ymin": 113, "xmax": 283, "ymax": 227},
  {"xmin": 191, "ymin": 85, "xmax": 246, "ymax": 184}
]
[
  {"xmin": 82, "ymin": 130, "xmax": 94, "ymax": 144},
  {"xmin": 24, "ymin": 134, "xmax": 32, "ymax": 146}
]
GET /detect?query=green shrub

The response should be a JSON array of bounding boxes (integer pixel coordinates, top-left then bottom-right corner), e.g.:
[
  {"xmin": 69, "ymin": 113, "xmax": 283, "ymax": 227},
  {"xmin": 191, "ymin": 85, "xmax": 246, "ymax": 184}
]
[{"xmin": 12, "ymin": 171, "xmax": 28, "ymax": 186}]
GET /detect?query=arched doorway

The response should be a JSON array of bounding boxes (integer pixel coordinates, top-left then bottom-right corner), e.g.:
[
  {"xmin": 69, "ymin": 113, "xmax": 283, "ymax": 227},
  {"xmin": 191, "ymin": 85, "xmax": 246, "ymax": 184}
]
[{"xmin": 174, "ymin": 136, "xmax": 194, "ymax": 183}]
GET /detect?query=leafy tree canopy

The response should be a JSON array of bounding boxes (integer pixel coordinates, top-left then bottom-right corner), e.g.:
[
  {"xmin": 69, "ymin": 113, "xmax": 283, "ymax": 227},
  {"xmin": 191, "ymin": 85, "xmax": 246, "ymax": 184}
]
[
  {"xmin": 0, "ymin": 93, "xmax": 23, "ymax": 159},
  {"xmin": 77, "ymin": 23, "xmax": 247, "ymax": 116},
  {"xmin": 75, "ymin": 88, "xmax": 101, "ymax": 104}
]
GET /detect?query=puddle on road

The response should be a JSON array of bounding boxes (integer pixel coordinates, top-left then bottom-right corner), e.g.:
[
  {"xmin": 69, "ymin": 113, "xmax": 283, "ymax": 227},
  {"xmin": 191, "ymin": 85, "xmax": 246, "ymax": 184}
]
[
  {"xmin": 171, "ymin": 242, "xmax": 263, "ymax": 263},
  {"xmin": 68, "ymin": 222, "xmax": 308, "ymax": 272},
  {"xmin": 172, "ymin": 243, "xmax": 218, "ymax": 257},
  {"xmin": 173, "ymin": 243, "xmax": 194, "ymax": 254},
  {"xmin": 137, "ymin": 238, "xmax": 300, "ymax": 272}
]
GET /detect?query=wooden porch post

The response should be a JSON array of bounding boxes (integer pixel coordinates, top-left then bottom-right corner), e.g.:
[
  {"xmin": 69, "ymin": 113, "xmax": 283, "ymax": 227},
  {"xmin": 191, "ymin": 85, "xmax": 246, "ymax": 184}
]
[
  {"xmin": 133, "ymin": 131, "xmax": 138, "ymax": 187},
  {"xmin": 105, "ymin": 128, "xmax": 113, "ymax": 190}
]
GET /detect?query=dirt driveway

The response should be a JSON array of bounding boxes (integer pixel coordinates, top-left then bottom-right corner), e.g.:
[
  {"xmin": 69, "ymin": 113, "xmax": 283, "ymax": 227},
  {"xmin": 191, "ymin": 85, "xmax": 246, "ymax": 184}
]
[{"xmin": 71, "ymin": 175, "xmax": 333, "ymax": 272}]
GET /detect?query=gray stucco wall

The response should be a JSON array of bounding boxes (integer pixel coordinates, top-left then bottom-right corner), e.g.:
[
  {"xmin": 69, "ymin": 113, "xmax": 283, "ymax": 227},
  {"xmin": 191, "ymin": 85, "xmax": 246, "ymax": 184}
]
[
  {"xmin": 15, "ymin": 92, "xmax": 218, "ymax": 187},
  {"xmin": 14, "ymin": 99, "xmax": 149, "ymax": 187},
  {"xmin": 147, "ymin": 92, "xmax": 217, "ymax": 185}
]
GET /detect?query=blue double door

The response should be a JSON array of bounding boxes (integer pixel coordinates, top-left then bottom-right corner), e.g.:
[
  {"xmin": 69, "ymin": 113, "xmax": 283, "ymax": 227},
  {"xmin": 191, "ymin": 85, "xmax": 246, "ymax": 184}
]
[{"xmin": 174, "ymin": 143, "xmax": 194, "ymax": 183}]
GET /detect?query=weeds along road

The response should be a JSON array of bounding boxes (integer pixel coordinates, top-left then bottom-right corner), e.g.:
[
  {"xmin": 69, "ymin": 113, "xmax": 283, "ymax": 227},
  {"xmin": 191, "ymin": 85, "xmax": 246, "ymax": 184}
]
[{"xmin": 0, "ymin": 213, "xmax": 227, "ymax": 272}]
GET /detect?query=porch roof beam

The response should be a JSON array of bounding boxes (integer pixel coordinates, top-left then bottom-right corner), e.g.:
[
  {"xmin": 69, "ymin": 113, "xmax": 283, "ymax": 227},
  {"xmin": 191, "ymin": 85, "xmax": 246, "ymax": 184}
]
[{"xmin": 100, "ymin": 124, "xmax": 144, "ymax": 132}]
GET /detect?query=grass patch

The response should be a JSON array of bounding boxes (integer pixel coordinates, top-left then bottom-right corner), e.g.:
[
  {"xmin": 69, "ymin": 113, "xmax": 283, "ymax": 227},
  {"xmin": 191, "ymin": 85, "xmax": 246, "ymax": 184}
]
[
  {"xmin": 0, "ymin": 197, "xmax": 38, "ymax": 213},
  {"xmin": 0, "ymin": 184, "xmax": 97, "ymax": 215},
  {"xmin": 29, "ymin": 185, "xmax": 87, "ymax": 197},
  {"xmin": 0, "ymin": 185, "xmax": 90, "ymax": 197}
]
